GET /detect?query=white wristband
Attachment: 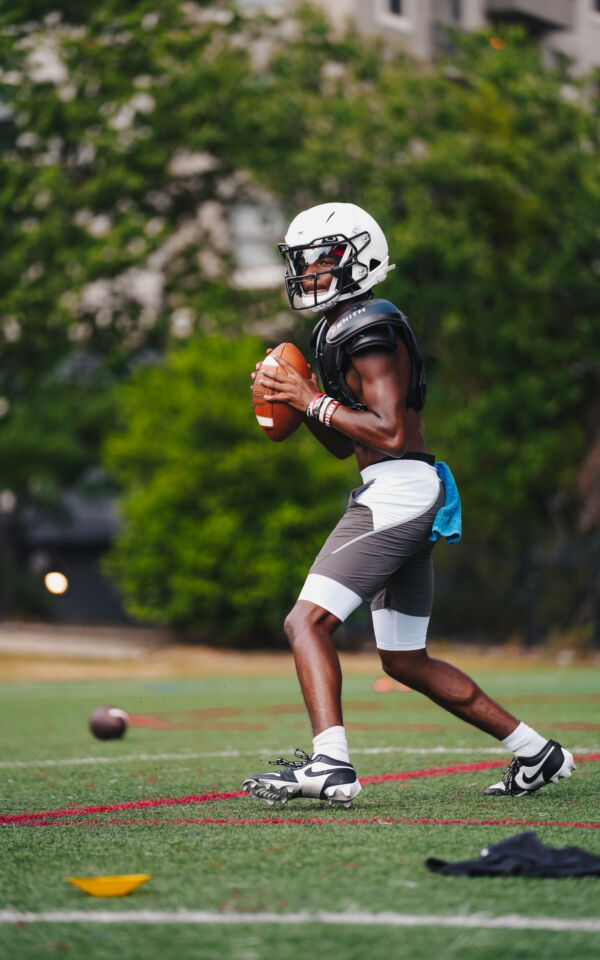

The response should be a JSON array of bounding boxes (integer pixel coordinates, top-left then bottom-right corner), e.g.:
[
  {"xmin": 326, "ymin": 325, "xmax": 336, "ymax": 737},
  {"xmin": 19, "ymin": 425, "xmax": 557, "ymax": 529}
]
[{"xmin": 318, "ymin": 397, "xmax": 334, "ymax": 423}]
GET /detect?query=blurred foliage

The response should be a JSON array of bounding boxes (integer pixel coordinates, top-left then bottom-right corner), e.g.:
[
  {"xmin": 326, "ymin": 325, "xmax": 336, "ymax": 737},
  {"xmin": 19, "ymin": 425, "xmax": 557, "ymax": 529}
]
[
  {"xmin": 103, "ymin": 337, "xmax": 355, "ymax": 643},
  {"xmin": 1, "ymin": 3, "xmax": 598, "ymax": 641},
  {"xmin": 0, "ymin": 0, "xmax": 284, "ymax": 508}
]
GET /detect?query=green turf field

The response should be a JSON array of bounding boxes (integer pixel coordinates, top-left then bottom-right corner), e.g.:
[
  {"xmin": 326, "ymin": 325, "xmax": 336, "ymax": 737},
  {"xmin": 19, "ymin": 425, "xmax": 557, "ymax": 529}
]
[{"xmin": 1, "ymin": 661, "xmax": 599, "ymax": 959}]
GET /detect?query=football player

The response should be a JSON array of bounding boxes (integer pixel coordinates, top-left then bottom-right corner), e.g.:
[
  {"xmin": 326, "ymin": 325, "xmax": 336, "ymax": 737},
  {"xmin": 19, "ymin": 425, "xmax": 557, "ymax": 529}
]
[{"xmin": 243, "ymin": 202, "xmax": 575, "ymax": 807}]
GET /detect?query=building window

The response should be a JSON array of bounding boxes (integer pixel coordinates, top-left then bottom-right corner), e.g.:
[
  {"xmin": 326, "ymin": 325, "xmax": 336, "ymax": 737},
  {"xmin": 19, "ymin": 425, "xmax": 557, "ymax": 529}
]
[
  {"xmin": 230, "ymin": 202, "xmax": 285, "ymax": 290},
  {"xmin": 379, "ymin": 0, "xmax": 413, "ymax": 31}
]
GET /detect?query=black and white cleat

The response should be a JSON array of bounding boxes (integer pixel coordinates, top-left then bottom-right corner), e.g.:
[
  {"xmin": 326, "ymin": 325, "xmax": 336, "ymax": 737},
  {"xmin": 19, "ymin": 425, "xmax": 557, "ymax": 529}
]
[
  {"xmin": 485, "ymin": 740, "xmax": 576, "ymax": 797},
  {"xmin": 242, "ymin": 749, "xmax": 361, "ymax": 808}
]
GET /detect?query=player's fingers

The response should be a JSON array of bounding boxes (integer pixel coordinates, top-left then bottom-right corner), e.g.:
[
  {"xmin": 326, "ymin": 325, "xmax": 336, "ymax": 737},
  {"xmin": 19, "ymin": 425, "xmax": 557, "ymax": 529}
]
[
  {"xmin": 262, "ymin": 377, "xmax": 284, "ymax": 390},
  {"xmin": 277, "ymin": 356, "xmax": 307, "ymax": 381},
  {"xmin": 275, "ymin": 355, "xmax": 293, "ymax": 370}
]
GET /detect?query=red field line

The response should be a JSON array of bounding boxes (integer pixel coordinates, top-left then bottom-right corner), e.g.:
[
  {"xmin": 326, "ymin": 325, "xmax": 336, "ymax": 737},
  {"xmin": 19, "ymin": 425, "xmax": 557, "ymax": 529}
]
[
  {"xmin": 364, "ymin": 760, "xmax": 507, "ymax": 783},
  {"xmin": 12, "ymin": 816, "xmax": 600, "ymax": 830},
  {"xmin": 3, "ymin": 755, "xmax": 598, "ymax": 827},
  {"xmin": 0, "ymin": 791, "xmax": 245, "ymax": 825}
]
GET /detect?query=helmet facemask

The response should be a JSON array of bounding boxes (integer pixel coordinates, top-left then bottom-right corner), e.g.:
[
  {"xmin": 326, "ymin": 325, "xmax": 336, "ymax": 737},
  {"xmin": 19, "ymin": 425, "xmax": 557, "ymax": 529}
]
[{"xmin": 278, "ymin": 231, "xmax": 371, "ymax": 312}]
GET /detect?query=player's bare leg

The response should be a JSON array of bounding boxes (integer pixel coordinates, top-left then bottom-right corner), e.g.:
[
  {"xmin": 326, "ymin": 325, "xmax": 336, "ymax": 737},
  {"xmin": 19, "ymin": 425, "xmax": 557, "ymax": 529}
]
[
  {"xmin": 379, "ymin": 648, "xmax": 576, "ymax": 795},
  {"xmin": 283, "ymin": 600, "xmax": 344, "ymax": 735},
  {"xmin": 378, "ymin": 648, "xmax": 517, "ymax": 739},
  {"xmin": 241, "ymin": 600, "xmax": 361, "ymax": 807}
]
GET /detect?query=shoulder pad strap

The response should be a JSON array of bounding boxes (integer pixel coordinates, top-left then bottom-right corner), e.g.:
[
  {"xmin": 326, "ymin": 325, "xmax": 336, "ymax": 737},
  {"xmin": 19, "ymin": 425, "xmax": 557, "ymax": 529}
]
[
  {"xmin": 326, "ymin": 299, "xmax": 405, "ymax": 346},
  {"xmin": 310, "ymin": 316, "xmax": 328, "ymax": 348}
]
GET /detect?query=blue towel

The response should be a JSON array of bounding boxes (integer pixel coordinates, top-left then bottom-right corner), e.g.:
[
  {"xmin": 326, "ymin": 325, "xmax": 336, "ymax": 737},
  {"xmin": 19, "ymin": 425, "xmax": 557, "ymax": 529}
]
[{"xmin": 429, "ymin": 461, "xmax": 462, "ymax": 544}]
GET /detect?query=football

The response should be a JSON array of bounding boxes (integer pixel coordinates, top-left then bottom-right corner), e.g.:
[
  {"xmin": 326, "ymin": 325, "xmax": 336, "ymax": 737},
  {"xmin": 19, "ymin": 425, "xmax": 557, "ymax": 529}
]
[
  {"xmin": 252, "ymin": 341, "xmax": 310, "ymax": 442},
  {"xmin": 89, "ymin": 705, "xmax": 130, "ymax": 740}
]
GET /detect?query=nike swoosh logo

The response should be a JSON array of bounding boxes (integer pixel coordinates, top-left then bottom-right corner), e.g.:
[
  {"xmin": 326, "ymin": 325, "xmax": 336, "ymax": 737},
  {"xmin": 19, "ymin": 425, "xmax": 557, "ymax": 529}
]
[
  {"xmin": 520, "ymin": 748, "xmax": 554, "ymax": 784},
  {"xmin": 304, "ymin": 766, "xmax": 352, "ymax": 778}
]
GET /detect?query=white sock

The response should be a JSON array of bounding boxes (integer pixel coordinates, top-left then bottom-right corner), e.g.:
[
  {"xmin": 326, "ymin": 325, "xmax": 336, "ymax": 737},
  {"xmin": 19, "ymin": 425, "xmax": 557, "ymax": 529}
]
[
  {"xmin": 312, "ymin": 725, "xmax": 350, "ymax": 764},
  {"xmin": 502, "ymin": 721, "xmax": 547, "ymax": 758}
]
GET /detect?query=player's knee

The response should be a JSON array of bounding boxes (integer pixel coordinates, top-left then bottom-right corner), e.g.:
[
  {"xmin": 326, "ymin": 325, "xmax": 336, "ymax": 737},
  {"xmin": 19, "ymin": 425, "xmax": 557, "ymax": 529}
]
[
  {"xmin": 283, "ymin": 601, "xmax": 339, "ymax": 644},
  {"xmin": 379, "ymin": 649, "xmax": 428, "ymax": 684},
  {"xmin": 283, "ymin": 603, "xmax": 316, "ymax": 643},
  {"xmin": 380, "ymin": 652, "xmax": 397, "ymax": 678},
  {"xmin": 283, "ymin": 606, "xmax": 301, "ymax": 643}
]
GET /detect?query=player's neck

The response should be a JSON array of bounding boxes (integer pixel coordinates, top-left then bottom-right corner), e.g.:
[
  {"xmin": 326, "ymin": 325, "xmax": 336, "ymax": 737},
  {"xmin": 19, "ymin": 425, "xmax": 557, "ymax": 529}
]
[{"xmin": 323, "ymin": 295, "xmax": 365, "ymax": 326}]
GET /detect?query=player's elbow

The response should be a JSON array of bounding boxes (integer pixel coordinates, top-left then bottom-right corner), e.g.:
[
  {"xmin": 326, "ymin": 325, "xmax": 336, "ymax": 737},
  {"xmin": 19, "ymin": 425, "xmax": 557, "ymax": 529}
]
[
  {"xmin": 381, "ymin": 438, "xmax": 407, "ymax": 457},
  {"xmin": 376, "ymin": 423, "xmax": 406, "ymax": 456}
]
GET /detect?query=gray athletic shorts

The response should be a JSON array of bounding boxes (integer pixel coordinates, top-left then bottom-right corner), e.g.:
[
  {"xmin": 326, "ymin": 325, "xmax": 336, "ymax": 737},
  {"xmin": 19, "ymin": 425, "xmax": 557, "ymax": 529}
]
[{"xmin": 298, "ymin": 458, "xmax": 444, "ymax": 651}]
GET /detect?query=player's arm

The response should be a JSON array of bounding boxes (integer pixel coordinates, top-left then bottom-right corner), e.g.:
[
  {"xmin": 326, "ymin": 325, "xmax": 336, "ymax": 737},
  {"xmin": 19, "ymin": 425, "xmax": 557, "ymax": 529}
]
[
  {"xmin": 325, "ymin": 347, "xmax": 407, "ymax": 456},
  {"xmin": 258, "ymin": 348, "xmax": 407, "ymax": 457},
  {"xmin": 303, "ymin": 414, "xmax": 354, "ymax": 459}
]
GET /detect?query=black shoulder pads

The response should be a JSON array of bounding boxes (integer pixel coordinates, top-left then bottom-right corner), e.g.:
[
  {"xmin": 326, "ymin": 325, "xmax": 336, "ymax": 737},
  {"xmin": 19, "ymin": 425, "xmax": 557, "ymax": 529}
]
[
  {"xmin": 311, "ymin": 298, "xmax": 427, "ymax": 412},
  {"xmin": 344, "ymin": 324, "xmax": 398, "ymax": 355},
  {"xmin": 326, "ymin": 299, "xmax": 405, "ymax": 345}
]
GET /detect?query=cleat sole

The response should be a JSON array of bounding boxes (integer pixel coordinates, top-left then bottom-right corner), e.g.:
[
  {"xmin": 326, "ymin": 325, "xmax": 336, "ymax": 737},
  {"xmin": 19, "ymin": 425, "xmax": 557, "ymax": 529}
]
[
  {"xmin": 324, "ymin": 782, "xmax": 361, "ymax": 807},
  {"xmin": 242, "ymin": 777, "xmax": 300, "ymax": 806}
]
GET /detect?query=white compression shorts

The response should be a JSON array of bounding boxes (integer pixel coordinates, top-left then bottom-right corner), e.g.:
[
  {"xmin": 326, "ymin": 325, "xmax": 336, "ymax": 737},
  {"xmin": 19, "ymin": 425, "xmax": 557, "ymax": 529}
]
[{"xmin": 298, "ymin": 458, "xmax": 443, "ymax": 651}]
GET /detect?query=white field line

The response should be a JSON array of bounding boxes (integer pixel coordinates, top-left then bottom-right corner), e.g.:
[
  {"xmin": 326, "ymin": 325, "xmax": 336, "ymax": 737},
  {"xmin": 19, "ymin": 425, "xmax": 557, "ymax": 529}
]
[
  {"xmin": 0, "ymin": 745, "xmax": 597, "ymax": 770},
  {"xmin": 0, "ymin": 910, "xmax": 599, "ymax": 932}
]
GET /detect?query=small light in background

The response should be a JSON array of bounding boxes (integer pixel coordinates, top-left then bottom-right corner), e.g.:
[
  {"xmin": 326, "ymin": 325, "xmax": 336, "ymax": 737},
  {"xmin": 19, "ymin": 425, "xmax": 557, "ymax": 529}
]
[
  {"xmin": 490, "ymin": 36, "xmax": 506, "ymax": 50},
  {"xmin": 44, "ymin": 571, "xmax": 69, "ymax": 595}
]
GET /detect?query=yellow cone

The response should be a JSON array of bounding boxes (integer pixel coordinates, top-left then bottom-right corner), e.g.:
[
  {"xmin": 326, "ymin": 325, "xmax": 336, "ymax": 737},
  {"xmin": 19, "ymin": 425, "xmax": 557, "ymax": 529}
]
[{"xmin": 66, "ymin": 873, "xmax": 151, "ymax": 897}]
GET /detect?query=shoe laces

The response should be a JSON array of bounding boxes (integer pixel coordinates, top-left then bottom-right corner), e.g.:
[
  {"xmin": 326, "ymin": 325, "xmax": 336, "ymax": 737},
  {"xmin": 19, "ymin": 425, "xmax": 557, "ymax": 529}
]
[
  {"xmin": 264, "ymin": 748, "xmax": 311, "ymax": 769},
  {"xmin": 499, "ymin": 756, "xmax": 520, "ymax": 788}
]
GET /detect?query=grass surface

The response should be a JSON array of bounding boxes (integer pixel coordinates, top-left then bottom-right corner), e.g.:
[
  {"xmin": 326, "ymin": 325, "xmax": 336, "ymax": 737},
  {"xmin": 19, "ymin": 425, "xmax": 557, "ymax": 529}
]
[{"xmin": 1, "ymin": 658, "xmax": 599, "ymax": 959}]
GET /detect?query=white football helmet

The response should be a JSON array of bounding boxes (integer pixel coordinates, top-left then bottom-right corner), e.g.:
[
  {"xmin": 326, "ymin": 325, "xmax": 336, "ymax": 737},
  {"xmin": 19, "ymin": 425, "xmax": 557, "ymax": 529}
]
[{"xmin": 279, "ymin": 202, "xmax": 395, "ymax": 312}]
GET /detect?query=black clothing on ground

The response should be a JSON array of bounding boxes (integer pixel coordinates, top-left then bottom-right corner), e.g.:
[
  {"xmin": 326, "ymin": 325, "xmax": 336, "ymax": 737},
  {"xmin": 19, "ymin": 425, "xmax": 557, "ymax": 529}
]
[{"xmin": 425, "ymin": 831, "xmax": 600, "ymax": 878}]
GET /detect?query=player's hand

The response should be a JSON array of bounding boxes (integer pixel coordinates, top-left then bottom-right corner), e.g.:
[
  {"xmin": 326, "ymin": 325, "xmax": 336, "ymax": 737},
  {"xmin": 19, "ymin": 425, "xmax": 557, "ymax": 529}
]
[
  {"xmin": 255, "ymin": 354, "xmax": 317, "ymax": 412},
  {"xmin": 250, "ymin": 348, "xmax": 272, "ymax": 389}
]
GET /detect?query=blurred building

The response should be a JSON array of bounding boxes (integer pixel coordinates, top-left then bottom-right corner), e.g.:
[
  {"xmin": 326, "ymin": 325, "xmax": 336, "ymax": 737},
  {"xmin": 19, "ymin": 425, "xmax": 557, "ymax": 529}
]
[
  {"xmin": 22, "ymin": 492, "xmax": 129, "ymax": 624},
  {"xmin": 248, "ymin": 0, "xmax": 600, "ymax": 72}
]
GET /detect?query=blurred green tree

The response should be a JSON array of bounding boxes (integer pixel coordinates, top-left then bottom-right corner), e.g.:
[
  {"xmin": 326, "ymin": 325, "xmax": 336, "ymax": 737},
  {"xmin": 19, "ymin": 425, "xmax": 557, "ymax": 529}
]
[
  {"xmin": 0, "ymin": 1, "xmax": 288, "ymax": 611},
  {"xmin": 103, "ymin": 336, "xmax": 355, "ymax": 643},
  {"xmin": 0, "ymin": 1, "xmax": 283, "ymax": 508},
  {"xmin": 1, "ymin": 3, "xmax": 598, "ymax": 640}
]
